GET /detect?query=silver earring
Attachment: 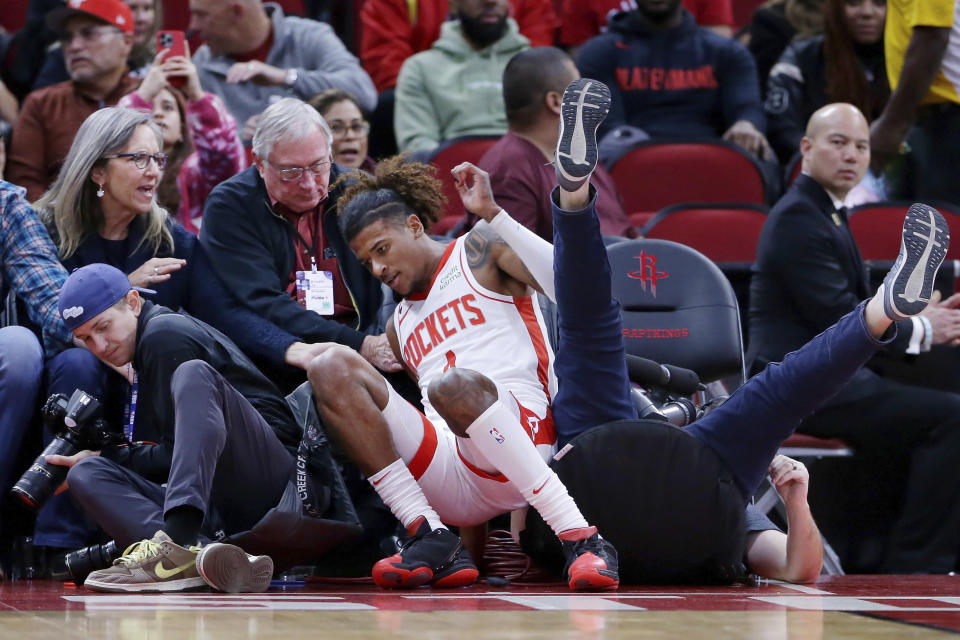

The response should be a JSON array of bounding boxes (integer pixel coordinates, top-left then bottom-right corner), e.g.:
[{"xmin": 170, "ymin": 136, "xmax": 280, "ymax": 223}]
[{"xmin": 96, "ymin": 184, "xmax": 104, "ymax": 198}]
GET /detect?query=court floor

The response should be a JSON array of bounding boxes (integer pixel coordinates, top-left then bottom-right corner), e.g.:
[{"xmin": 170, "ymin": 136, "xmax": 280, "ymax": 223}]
[{"xmin": 3, "ymin": 574, "xmax": 960, "ymax": 639}]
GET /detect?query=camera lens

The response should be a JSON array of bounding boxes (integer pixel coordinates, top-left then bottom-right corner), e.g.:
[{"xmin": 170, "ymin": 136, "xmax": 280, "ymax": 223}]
[
  {"xmin": 10, "ymin": 435, "xmax": 79, "ymax": 508},
  {"xmin": 65, "ymin": 540, "xmax": 119, "ymax": 586}
]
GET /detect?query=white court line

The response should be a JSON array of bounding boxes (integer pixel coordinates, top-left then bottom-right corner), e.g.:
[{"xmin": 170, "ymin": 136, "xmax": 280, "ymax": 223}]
[{"xmin": 761, "ymin": 580, "xmax": 834, "ymax": 595}]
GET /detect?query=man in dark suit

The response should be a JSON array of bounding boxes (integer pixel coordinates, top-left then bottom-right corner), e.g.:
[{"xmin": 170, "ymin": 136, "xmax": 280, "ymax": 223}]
[{"xmin": 748, "ymin": 102, "xmax": 960, "ymax": 574}]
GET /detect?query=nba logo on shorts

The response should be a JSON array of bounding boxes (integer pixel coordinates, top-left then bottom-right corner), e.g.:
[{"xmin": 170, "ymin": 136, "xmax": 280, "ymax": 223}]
[{"xmin": 490, "ymin": 427, "xmax": 505, "ymax": 444}]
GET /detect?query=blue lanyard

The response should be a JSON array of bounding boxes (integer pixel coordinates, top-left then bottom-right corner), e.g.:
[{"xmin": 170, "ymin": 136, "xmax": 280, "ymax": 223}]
[{"xmin": 124, "ymin": 368, "xmax": 138, "ymax": 443}]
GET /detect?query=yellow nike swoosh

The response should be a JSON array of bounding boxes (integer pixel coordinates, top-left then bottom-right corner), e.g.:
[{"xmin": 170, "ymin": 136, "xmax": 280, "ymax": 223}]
[{"xmin": 155, "ymin": 560, "xmax": 196, "ymax": 579}]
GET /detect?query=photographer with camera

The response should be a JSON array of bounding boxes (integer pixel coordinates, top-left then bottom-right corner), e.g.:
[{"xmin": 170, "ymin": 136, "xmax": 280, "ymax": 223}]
[{"xmin": 45, "ymin": 263, "xmax": 341, "ymax": 593}]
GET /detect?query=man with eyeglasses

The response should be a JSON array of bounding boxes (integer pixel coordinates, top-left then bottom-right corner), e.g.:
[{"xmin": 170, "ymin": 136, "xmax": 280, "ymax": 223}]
[
  {"xmin": 7, "ymin": 0, "xmax": 139, "ymax": 201},
  {"xmin": 200, "ymin": 98, "xmax": 407, "ymax": 392}
]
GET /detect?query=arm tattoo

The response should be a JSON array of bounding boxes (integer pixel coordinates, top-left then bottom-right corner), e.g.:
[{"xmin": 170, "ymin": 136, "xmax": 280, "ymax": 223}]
[{"xmin": 465, "ymin": 228, "xmax": 500, "ymax": 269}]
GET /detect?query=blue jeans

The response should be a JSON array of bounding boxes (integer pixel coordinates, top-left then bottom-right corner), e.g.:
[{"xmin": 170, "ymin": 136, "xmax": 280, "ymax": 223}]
[
  {"xmin": 33, "ymin": 347, "xmax": 113, "ymax": 548},
  {"xmin": 0, "ymin": 327, "xmax": 44, "ymax": 536},
  {"xmin": 550, "ymin": 187, "xmax": 889, "ymax": 501}
]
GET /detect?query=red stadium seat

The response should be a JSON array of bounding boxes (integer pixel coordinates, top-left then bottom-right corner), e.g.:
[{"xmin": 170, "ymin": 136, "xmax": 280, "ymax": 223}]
[
  {"xmin": 639, "ymin": 203, "xmax": 768, "ymax": 264},
  {"xmin": 640, "ymin": 203, "xmax": 769, "ymax": 340},
  {"xmin": 608, "ymin": 139, "xmax": 770, "ymax": 225},
  {"xmin": 426, "ymin": 135, "xmax": 501, "ymax": 236},
  {"xmin": 848, "ymin": 201, "xmax": 960, "ymax": 261},
  {"xmin": 784, "ymin": 151, "xmax": 802, "ymax": 187}
]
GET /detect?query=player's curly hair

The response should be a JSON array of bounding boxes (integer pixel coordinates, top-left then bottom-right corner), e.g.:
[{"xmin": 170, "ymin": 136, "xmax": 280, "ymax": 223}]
[{"xmin": 335, "ymin": 155, "xmax": 447, "ymax": 242}]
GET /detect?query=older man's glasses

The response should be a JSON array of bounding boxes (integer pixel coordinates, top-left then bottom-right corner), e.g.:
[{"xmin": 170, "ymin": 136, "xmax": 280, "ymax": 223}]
[
  {"xmin": 268, "ymin": 159, "xmax": 331, "ymax": 182},
  {"xmin": 103, "ymin": 152, "xmax": 168, "ymax": 170},
  {"xmin": 58, "ymin": 25, "xmax": 121, "ymax": 47}
]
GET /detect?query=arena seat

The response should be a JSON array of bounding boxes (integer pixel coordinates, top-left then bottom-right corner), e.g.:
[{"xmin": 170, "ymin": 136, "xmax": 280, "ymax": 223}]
[
  {"xmin": 784, "ymin": 151, "xmax": 803, "ymax": 188},
  {"xmin": 639, "ymin": 203, "xmax": 768, "ymax": 332},
  {"xmin": 848, "ymin": 201, "xmax": 960, "ymax": 292},
  {"xmin": 639, "ymin": 202, "xmax": 768, "ymax": 265},
  {"xmin": 425, "ymin": 135, "xmax": 501, "ymax": 236},
  {"xmin": 606, "ymin": 238, "xmax": 746, "ymax": 385},
  {"xmin": 848, "ymin": 201, "xmax": 960, "ymax": 261},
  {"xmin": 608, "ymin": 139, "xmax": 772, "ymax": 227}
]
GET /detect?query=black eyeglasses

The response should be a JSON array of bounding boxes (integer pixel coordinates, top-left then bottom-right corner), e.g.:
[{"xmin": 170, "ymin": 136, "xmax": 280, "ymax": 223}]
[
  {"xmin": 329, "ymin": 121, "xmax": 371, "ymax": 137},
  {"xmin": 267, "ymin": 159, "xmax": 331, "ymax": 182},
  {"xmin": 102, "ymin": 152, "xmax": 168, "ymax": 170}
]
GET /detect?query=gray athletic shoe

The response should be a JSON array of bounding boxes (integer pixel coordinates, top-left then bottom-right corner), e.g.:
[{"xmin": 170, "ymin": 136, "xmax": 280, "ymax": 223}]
[
  {"xmin": 880, "ymin": 202, "xmax": 950, "ymax": 321},
  {"xmin": 83, "ymin": 531, "xmax": 204, "ymax": 593},
  {"xmin": 555, "ymin": 78, "xmax": 611, "ymax": 192},
  {"xmin": 196, "ymin": 542, "xmax": 273, "ymax": 593}
]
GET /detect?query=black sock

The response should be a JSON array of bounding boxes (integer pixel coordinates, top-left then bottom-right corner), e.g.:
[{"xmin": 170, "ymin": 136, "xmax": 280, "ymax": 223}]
[{"xmin": 163, "ymin": 506, "xmax": 204, "ymax": 547}]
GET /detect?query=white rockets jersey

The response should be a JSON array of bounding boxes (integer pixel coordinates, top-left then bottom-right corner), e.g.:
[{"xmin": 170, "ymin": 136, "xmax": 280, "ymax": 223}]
[{"xmin": 393, "ymin": 236, "xmax": 558, "ymax": 444}]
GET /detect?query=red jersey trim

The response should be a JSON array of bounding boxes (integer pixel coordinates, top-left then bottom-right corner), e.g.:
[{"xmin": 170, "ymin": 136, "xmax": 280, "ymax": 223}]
[
  {"xmin": 405, "ymin": 240, "xmax": 457, "ymax": 301},
  {"xmin": 407, "ymin": 411, "xmax": 438, "ymax": 480},
  {"xmin": 456, "ymin": 440, "xmax": 510, "ymax": 483},
  {"xmin": 513, "ymin": 296, "xmax": 553, "ymax": 403}
]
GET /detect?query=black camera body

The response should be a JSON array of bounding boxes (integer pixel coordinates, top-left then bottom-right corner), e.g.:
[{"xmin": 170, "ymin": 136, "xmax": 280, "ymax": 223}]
[{"xmin": 10, "ymin": 389, "xmax": 121, "ymax": 509}]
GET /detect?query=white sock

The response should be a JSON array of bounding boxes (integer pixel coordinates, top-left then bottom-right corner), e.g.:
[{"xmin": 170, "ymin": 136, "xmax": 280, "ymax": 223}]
[
  {"xmin": 464, "ymin": 401, "xmax": 588, "ymax": 535},
  {"xmin": 368, "ymin": 459, "xmax": 445, "ymax": 531}
]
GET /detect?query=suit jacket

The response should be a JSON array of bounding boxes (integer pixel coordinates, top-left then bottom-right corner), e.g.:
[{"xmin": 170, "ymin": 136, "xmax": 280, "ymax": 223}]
[{"xmin": 747, "ymin": 173, "xmax": 910, "ymax": 403}]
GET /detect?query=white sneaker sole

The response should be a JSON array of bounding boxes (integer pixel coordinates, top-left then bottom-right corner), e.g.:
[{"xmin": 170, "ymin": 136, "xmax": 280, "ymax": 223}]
[
  {"xmin": 83, "ymin": 575, "xmax": 206, "ymax": 593},
  {"xmin": 883, "ymin": 203, "xmax": 950, "ymax": 320},
  {"xmin": 196, "ymin": 543, "xmax": 273, "ymax": 593},
  {"xmin": 556, "ymin": 78, "xmax": 611, "ymax": 189}
]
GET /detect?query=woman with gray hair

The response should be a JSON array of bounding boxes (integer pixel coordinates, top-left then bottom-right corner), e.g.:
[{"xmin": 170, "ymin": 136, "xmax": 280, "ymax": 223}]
[{"xmin": 36, "ymin": 107, "xmax": 189, "ymax": 300}]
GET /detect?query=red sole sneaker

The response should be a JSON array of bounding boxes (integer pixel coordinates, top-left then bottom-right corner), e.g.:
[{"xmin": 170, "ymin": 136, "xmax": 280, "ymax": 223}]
[
  {"xmin": 372, "ymin": 554, "xmax": 434, "ymax": 589},
  {"xmin": 431, "ymin": 566, "xmax": 479, "ymax": 588}
]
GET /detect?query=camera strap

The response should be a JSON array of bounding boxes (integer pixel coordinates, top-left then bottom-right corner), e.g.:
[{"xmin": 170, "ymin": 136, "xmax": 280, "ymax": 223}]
[{"xmin": 124, "ymin": 370, "xmax": 138, "ymax": 443}]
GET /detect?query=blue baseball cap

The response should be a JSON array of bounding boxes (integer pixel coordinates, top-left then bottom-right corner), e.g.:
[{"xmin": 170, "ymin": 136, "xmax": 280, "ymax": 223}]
[{"xmin": 58, "ymin": 263, "xmax": 154, "ymax": 332}]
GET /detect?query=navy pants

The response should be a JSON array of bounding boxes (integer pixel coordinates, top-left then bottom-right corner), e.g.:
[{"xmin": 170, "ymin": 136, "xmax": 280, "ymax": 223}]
[
  {"xmin": 68, "ymin": 360, "xmax": 292, "ymax": 547},
  {"xmin": 549, "ymin": 187, "xmax": 889, "ymax": 501}
]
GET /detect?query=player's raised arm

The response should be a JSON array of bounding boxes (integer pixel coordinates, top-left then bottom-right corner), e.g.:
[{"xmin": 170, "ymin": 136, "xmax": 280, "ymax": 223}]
[{"xmin": 451, "ymin": 162, "xmax": 556, "ymax": 302}]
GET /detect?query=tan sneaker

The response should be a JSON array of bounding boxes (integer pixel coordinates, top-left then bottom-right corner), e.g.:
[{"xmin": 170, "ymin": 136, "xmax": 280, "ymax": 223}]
[
  {"xmin": 84, "ymin": 531, "xmax": 204, "ymax": 593},
  {"xmin": 196, "ymin": 542, "xmax": 273, "ymax": 593}
]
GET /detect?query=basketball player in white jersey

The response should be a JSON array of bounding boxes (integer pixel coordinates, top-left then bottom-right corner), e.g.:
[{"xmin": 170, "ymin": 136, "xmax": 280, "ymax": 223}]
[{"xmin": 306, "ymin": 79, "xmax": 619, "ymax": 591}]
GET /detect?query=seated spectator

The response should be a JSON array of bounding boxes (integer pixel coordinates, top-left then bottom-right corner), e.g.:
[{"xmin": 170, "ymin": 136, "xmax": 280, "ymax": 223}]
[
  {"xmin": 0, "ymin": 182, "xmax": 71, "ymax": 540},
  {"xmin": 6, "ymin": 0, "xmax": 140, "ymax": 201},
  {"xmin": 188, "ymin": 0, "xmax": 377, "ymax": 145},
  {"xmin": 199, "ymin": 98, "xmax": 405, "ymax": 381},
  {"xmin": 119, "ymin": 49, "xmax": 245, "ymax": 233},
  {"xmin": 309, "ymin": 89, "xmax": 375, "ymax": 172},
  {"xmin": 1, "ymin": 0, "xmax": 61, "ymax": 101},
  {"xmin": 361, "ymin": 0, "xmax": 558, "ymax": 95},
  {"xmin": 765, "ymin": 0, "xmax": 887, "ymax": 163},
  {"xmin": 464, "ymin": 47, "xmax": 634, "ymax": 239},
  {"xmin": 394, "ymin": 0, "xmax": 529, "ymax": 153},
  {"xmin": 0, "ymin": 78, "xmax": 16, "ymax": 180},
  {"xmin": 577, "ymin": 0, "xmax": 775, "ymax": 161},
  {"xmin": 743, "ymin": 0, "xmax": 824, "ymax": 97},
  {"xmin": 559, "ymin": 0, "xmax": 735, "ymax": 54},
  {"xmin": 749, "ymin": 103, "xmax": 960, "ymax": 573},
  {"xmin": 359, "ymin": 0, "xmax": 559, "ymax": 158},
  {"xmin": 32, "ymin": 0, "xmax": 162, "ymax": 90}
]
